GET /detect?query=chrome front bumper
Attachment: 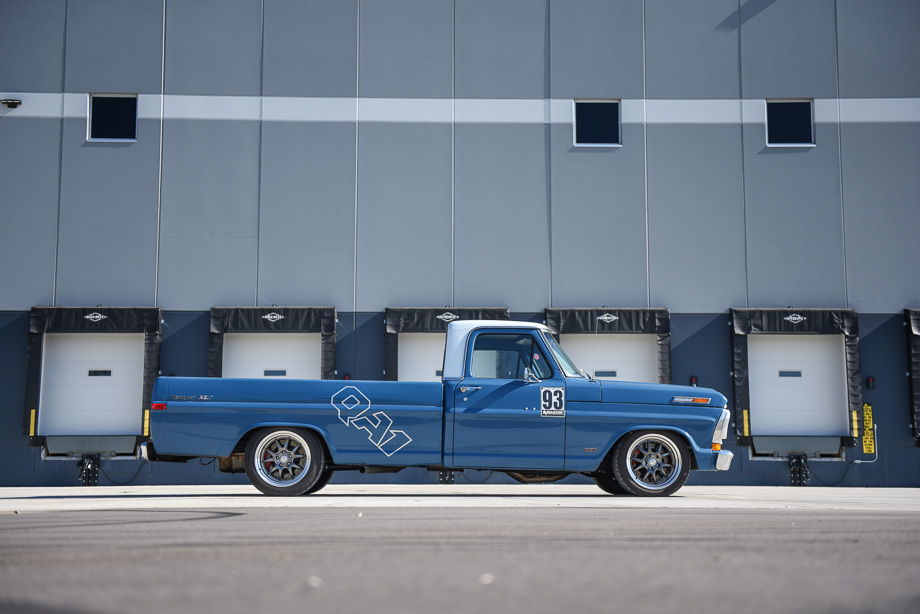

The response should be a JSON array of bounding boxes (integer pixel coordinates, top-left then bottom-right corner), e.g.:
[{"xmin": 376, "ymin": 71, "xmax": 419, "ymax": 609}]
[{"xmin": 714, "ymin": 450, "xmax": 734, "ymax": 471}]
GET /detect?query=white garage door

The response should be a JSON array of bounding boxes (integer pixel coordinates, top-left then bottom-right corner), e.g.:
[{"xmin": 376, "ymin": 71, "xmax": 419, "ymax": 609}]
[
  {"xmin": 222, "ymin": 333, "xmax": 321, "ymax": 379},
  {"xmin": 748, "ymin": 335, "xmax": 849, "ymax": 436},
  {"xmin": 38, "ymin": 333, "xmax": 145, "ymax": 436},
  {"xmin": 560, "ymin": 334, "xmax": 659, "ymax": 383},
  {"xmin": 398, "ymin": 333, "xmax": 446, "ymax": 382}
]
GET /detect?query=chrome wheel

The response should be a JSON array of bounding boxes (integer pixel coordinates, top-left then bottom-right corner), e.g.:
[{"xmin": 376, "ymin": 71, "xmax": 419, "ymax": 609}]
[
  {"xmin": 254, "ymin": 430, "xmax": 311, "ymax": 488},
  {"xmin": 625, "ymin": 434, "xmax": 682, "ymax": 491}
]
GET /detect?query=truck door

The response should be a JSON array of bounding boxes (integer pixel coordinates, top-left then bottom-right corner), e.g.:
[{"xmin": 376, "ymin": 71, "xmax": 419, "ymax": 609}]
[{"xmin": 451, "ymin": 330, "xmax": 565, "ymax": 470}]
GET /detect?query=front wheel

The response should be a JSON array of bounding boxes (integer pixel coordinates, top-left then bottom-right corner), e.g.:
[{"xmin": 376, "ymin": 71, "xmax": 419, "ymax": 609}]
[
  {"xmin": 593, "ymin": 472, "xmax": 630, "ymax": 495},
  {"xmin": 245, "ymin": 428, "xmax": 325, "ymax": 496},
  {"xmin": 612, "ymin": 431, "xmax": 690, "ymax": 497}
]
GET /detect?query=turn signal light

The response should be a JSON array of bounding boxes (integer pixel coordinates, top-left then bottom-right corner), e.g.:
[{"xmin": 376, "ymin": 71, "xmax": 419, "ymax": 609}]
[
  {"xmin": 712, "ymin": 443, "xmax": 722, "ymax": 451},
  {"xmin": 671, "ymin": 396, "xmax": 712, "ymax": 404},
  {"xmin": 151, "ymin": 403, "xmax": 167, "ymax": 411}
]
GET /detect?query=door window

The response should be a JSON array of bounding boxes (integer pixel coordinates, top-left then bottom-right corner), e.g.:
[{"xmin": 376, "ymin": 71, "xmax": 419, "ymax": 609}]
[{"xmin": 469, "ymin": 333, "xmax": 552, "ymax": 380}]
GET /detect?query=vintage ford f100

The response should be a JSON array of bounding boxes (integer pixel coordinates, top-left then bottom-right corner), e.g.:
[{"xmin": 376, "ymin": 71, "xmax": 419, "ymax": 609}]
[{"xmin": 147, "ymin": 320, "xmax": 733, "ymax": 496}]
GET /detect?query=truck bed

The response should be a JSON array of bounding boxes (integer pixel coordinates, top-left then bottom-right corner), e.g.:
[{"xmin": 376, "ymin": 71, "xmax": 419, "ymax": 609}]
[{"xmin": 150, "ymin": 377, "xmax": 445, "ymax": 466}]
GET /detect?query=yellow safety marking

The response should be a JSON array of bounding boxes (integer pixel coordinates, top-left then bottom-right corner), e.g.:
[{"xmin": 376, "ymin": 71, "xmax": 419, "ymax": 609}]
[
  {"xmin": 143, "ymin": 409, "xmax": 150, "ymax": 437},
  {"xmin": 742, "ymin": 409, "xmax": 750, "ymax": 436},
  {"xmin": 862, "ymin": 403, "xmax": 875, "ymax": 455},
  {"xmin": 29, "ymin": 409, "xmax": 36, "ymax": 437},
  {"xmin": 851, "ymin": 410, "xmax": 859, "ymax": 439}
]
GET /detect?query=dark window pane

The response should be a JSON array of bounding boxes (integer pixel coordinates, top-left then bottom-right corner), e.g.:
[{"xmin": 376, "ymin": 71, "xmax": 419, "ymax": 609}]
[
  {"xmin": 766, "ymin": 101, "xmax": 812, "ymax": 144},
  {"xmin": 90, "ymin": 96, "xmax": 137, "ymax": 139},
  {"xmin": 470, "ymin": 333, "xmax": 551, "ymax": 379},
  {"xmin": 575, "ymin": 101, "xmax": 620, "ymax": 145}
]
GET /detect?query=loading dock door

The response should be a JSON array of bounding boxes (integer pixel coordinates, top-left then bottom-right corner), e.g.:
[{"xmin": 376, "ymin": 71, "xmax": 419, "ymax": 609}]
[
  {"xmin": 748, "ymin": 335, "xmax": 849, "ymax": 436},
  {"xmin": 38, "ymin": 333, "xmax": 145, "ymax": 436},
  {"xmin": 560, "ymin": 334, "xmax": 659, "ymax": 383},
  {"xmin": 222, "ymin": 333, "xmax": 321, "ymax": 379},
  {"xmin": 397, "ymin": 333, "xmax": 446, "ymax": 382}
]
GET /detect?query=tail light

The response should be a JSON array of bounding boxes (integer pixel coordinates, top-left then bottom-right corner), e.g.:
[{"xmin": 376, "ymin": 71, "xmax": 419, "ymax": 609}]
[{"xmin": 151, "ymin": 402, "xmax": 167, "ymax": 411}]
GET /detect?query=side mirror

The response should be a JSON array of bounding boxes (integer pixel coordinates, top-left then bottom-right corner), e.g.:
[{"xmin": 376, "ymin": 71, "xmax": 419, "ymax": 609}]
[{"xmin": 523, "ymin": 367, "xmax": 542, "ymax": 383}]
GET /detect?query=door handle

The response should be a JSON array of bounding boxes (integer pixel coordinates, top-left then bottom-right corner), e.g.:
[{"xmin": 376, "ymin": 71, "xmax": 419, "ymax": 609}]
[{"xmin": 459, "ymin": 386, "xmax": 481, "ymax": 393}]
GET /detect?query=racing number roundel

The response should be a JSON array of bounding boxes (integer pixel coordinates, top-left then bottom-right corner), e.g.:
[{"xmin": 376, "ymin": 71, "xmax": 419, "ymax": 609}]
[{"xmin": 540, "ymin": 387, "xmax": 565, "ymax": 417}]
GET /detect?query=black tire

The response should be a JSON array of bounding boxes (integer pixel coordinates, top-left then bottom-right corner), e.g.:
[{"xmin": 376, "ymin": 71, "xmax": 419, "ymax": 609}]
[
  {"xmin": 612, "ymin": 431, "xmax": 690, "ymax": 497},
  {"xmin": 593, "ymin": 472, "xmax": 630, "ymax": 495},
  {"xmin": 302, "ymin": 469, "xmax": 334, "ymax": 495},
  {"xmin": 245, "ymin": 428, "xmax": 325, "ymax": 496}
]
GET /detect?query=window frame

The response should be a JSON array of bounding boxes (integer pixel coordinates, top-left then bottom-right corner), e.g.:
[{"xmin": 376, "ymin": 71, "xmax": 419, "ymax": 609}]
[
  {"xmin": 467, "ymin": 331, "xmax": 555, "ymax": 381},
  {"xmin": 87, "ymin": 93, "xmax": 138, "ymax": 143},
  {"xmin": 765, "ymin": 99, "xmax": 815, "ymax": 148},
  {"xmin": 573, "ymin": 99, "xmax": 622, "ymax": 148}
]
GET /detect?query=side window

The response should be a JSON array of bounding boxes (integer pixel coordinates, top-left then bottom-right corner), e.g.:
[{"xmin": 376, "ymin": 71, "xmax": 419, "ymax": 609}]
[{"xmin": 470, "ymin": 333, "xmax": 552, "ymax": 380}]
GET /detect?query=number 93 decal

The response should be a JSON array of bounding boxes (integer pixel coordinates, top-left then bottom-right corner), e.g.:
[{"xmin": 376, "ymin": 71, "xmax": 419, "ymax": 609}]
[{"xmin": 540, "ymin": 387, "xmax": 565, "ymax": 417}]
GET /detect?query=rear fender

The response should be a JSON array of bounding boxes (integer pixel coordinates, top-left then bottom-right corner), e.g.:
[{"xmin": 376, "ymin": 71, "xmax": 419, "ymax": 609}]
[{"xmin": 233, "ymin": 422, "xmax": 334, "ymax": 462}]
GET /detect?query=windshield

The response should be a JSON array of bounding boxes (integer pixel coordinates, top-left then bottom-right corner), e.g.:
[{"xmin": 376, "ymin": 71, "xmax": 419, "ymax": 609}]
[{"xmin": 541, "ymin": 332, "xmax": 583, "ymax": 378}]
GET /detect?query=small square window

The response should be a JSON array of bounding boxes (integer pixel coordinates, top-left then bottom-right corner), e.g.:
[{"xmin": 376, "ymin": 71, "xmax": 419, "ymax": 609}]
[
  {"xmin": 89, "ymin": 95, "xmax": 137, "ymax": 141},
  {"xmin": 766, "ymin": 100, "xmax": 813, "ymax": 146},
  {"xmin": 574, "ymin": 101, "xmax": 620, "ymax": 147}
]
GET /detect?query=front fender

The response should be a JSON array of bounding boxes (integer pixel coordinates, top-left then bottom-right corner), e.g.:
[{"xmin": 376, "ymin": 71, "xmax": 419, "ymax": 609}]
[{"xmin": 592, "ymin": 425, "xmax": 711, "ymax": 473}]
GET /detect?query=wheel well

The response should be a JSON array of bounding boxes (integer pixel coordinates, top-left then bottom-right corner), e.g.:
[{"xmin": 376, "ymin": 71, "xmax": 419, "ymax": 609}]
[
  {"xmin": 596, "ymin": 429, "xmax": 698, "ymax": 472},
  {"xmin": 233, "ymin": 426, "xmax": 332, "ymax": 462}
]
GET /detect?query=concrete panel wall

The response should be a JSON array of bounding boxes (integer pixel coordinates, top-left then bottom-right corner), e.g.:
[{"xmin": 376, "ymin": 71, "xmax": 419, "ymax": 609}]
[
  {"xmin": 455, "ymin": 0, "xmax": 547, "ymax": 99},
  {"xmin": 165, "ymin": 0, "xmax": 263, "ymax": 96},
  {"xmin": 841, "ymin": 123, "xmax": 920, "ymax": 313},
  {"xmin": 549, "ymin": 123, "xmax": 648, "ymax": 307},
  {"xmin": 647, "ymin": 124, "xmax": 747, "ymax": 312},
  {"xmin": 0, "ymin": 0, "xmax": 66, "ymax": 93},
  {"xmin": 454, "ymin": 124, "xmax": 550, "ymax": 311},
  {"xmin": 158, "ymin": 120, "xmax": 261, "ymax": 309},
  {"xmin": 743, "ymin": 123, "xmax": 846, "ymax": 308},
  {"xmin": 549, "ymin": 0, "xmax": 644, "ymax": 99},
  {"xmin": 356, "ymin": 123, "xmax": 452, "ymax": 311},
  {"xmin": 359, "ymin": 0, "xmax": 452, "ymax": 99},
  {"xmin": 740, "ymin": 0, "xmax": 838, "ymax": 99},
  {"xmin": 262, "ymin": 0, "xmax": 357, "ymax": 98},
  {"xmin": 55, "ymin": 118, "xmax": 161, "ymax": 305},
  {"xmin": 0, "ymin": 119, "xmax": 60, "ymax": 309},
  {"xmin": 645, "ymin": 0, "xmax": 740, "ymax": 99},
  {"xmin": 837, "ymin": 0, "xmax": 920, "ymax": 98},
  {"xmin": 64, "ymin": 0, "xmax": 164, "ymax": 95},
  {"xmin": 258, "ymin": 122, "xmax": 357, "ymax": 308}
]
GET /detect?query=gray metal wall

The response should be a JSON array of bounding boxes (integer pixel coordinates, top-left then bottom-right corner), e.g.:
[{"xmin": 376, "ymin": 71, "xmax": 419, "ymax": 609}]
[{"xmin": 2, "ymin": 0, "xmax": 918, "ymax": 314}]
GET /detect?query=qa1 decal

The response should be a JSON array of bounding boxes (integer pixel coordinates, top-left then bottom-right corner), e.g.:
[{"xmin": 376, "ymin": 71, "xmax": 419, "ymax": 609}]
[
  {"xmin": 331, "ymin": 386, "xmax": 413, "ymax": 457},
  {"xmin": 540, "ymin": 387, "xmax": 565, "ymax": 417}
]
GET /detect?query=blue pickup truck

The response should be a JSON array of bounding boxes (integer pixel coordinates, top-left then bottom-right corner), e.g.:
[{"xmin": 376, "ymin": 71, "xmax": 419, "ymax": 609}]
[{"xmin": 147, "ymin": 320, "xmax": 733, "ymax": 496}]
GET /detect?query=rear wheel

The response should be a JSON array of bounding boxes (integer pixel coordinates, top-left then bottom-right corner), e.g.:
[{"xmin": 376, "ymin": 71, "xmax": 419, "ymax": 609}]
[
  {"xmin": 612, "ymin": 431, "xmax": 690, "ymax": 497},
  {"xmin": 302, "ymin": 468, "xmax": 334, "ymax": 495},
  {"xmin": 245, "ymin": 428, "xmax": 325, "ymax": 496}
]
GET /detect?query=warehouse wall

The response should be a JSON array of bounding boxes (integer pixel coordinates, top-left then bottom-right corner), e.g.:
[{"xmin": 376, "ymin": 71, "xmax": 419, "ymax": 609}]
[{"xmin": 1, "ymin": 0, "xmax": 918, "ymax": 486}]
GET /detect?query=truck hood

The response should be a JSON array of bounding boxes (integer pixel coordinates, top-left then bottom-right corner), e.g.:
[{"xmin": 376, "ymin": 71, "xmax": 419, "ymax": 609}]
[{"xmin": 599, "ymin": 380, "xmax": 727, "ymax": 408}]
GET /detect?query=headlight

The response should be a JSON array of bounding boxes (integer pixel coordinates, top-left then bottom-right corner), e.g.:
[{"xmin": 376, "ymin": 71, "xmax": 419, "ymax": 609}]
[{"xmin": 713, "ymin": 408, "xmax": 731, "ymax": 444}]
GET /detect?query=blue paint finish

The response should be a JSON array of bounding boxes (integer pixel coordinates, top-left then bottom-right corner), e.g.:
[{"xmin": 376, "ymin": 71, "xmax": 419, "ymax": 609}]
[
  {"xmin": 149, "ymin": 324, "xmax": 731, "ymax": 480},
  {"xmin": 152, "ymin": 378, "xmax": 444, "ymax": 466}
]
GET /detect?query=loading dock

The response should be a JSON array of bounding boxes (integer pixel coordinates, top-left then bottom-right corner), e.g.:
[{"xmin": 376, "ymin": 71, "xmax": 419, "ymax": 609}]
[
  {"xmin": 731, "ymin": 309, "xmax": 861, "ymax": 459},
  {"xmin": 24, "ymin": 307, "xmax": 162, "ymax": 464},
  {"xmin": 907, "ymin": 309, "xmax": 920, "ymax": 445},
  {"xmin": 383, "ymin": 308, "xmax": 511, "ymax": 381},
  {"xmin": 208, "ymin": 307, "xmax": 336, "ymax": 379},
  {"xmin": 544, "ymin": 308, "xmax": 671, "ymax": 384}
]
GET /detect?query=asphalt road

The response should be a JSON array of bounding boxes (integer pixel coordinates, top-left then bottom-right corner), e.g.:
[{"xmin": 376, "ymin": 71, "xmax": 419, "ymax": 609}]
[{"xmin": 1, "ymin": 486, "xmax": 919, "ymax": 614}]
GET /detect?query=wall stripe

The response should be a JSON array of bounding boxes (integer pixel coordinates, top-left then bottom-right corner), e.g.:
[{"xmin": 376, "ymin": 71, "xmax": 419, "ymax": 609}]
[{"xmin": 4, "ymin": 93, "xmax": 918, "ymax": 124}]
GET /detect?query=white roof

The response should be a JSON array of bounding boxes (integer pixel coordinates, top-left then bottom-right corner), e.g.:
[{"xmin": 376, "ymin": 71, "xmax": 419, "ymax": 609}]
[{"xmin": 442, "ymin": 320, "xmax": 551, "ymax": 380}]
